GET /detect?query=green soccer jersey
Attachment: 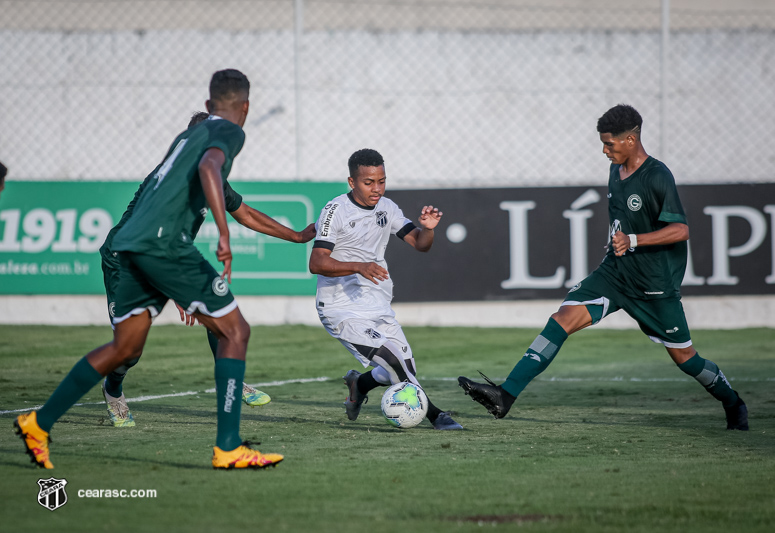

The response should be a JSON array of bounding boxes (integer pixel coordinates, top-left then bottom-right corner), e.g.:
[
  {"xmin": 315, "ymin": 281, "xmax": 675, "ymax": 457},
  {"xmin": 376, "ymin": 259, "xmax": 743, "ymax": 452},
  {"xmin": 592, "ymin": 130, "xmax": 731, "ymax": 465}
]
[
  {"xmin": 112, "ymin": 116, "xmax": 245, "ymax": 258},
  {"xmin": 598, "ymin": 156, "xmax": 688, "ymax": 300}
]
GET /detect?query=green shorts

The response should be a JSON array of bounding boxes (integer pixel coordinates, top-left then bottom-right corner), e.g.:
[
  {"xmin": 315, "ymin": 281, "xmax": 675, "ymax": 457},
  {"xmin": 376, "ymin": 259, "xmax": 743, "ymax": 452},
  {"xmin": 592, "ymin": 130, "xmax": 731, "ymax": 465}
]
[
  {"xmin": 563, "ymin": 269, "xmax": 692, "ymax": 349},
  {"xmin": 112, "ymin": 250, "xmax": 236, "ymax": 325}
]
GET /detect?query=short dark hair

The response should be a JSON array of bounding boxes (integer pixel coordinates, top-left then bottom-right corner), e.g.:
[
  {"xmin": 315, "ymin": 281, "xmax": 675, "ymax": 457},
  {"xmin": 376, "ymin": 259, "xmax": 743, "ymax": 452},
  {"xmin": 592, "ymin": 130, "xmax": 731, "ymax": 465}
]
[
  {"xmin": 597, "ymin": 104, "xmax": 643, "ymax": 137},
  {"xmin": 348, "ymin": 149, "xmax": 384, "ymax": 178},
  {"xmin": 188, "ymin": 111, "xmax": 210, "ymax": 128},
  {"xmin": 209, "ymin": 69, "xmax": 250, "ymax": 104},
  {"xmin": 0, "ymin": 161, "xmax": 7, "ymax": 184}
]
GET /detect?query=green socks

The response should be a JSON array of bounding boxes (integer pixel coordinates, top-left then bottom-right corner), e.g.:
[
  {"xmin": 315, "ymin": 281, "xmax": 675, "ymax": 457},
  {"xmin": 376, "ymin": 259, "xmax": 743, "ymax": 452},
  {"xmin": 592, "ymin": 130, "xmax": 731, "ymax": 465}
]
[
  {"xmin": 677, "ymin": 353, "xmax": 738, "ymax": 407},
  {"xmin": 104, "ymin": 356, "xmax": 140, "ymax": 397},
  {"xmin": 502, "ymin": 318, "xmax": 568, "ymax": 399},
  {"xmin": 214, "ymin": 358, "xmax": 245, "ymax": 451},
  {"xmin": 36, "ymin": 357, "xmax": 103, "ymax": 432}
]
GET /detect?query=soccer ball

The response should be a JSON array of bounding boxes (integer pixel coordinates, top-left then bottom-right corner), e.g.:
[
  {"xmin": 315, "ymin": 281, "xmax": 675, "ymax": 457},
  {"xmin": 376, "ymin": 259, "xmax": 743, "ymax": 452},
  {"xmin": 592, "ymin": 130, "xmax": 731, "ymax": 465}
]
[{"xmin": 380, "ymin": 382, "xmax": 428, "ymax": 428}]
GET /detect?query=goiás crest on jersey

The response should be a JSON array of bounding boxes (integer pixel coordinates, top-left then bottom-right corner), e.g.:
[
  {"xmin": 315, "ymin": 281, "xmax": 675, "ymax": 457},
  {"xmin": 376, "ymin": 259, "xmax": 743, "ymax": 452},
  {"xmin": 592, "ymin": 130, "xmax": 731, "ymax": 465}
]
[
  {"xmin": 212, "ymin": 276, "xmax": 228, "ymax": 296},
  {"xmin": 37, "ymin": 477, "xmax": 68, "ymax": 511},
  {"xmin": 375, "ymin": 211, "xmax": 388, "ymax": 228},
  {"xmin": 627, "ymin": 194, "xmax": 643, "ymax": 211}
]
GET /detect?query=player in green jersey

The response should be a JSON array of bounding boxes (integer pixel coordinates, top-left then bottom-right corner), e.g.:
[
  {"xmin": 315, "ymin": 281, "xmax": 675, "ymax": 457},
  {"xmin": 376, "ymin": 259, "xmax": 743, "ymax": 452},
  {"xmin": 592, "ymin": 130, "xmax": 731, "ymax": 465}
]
[
  {"xmin": 459, "ymin": 104, "xmax": 748, "ymax": 431},
  {"xmin": 99, "ymin": 111, "xmax": 315, "ymax": 427},
  {"xmin": 15, "ymin": 69, "xmax": 288, "ymax": 470}
]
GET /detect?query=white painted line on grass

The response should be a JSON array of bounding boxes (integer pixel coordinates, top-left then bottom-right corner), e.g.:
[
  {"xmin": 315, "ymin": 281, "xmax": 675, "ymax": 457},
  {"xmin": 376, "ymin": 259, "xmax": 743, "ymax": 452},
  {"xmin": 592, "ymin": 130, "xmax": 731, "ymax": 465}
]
[
  {"xmin": 1, "ymin": 375, "xmax": 772, "ymax": 415},
  {"xmin": 0, "ymin": 376, "xmax": 331, "ymax": 415}
]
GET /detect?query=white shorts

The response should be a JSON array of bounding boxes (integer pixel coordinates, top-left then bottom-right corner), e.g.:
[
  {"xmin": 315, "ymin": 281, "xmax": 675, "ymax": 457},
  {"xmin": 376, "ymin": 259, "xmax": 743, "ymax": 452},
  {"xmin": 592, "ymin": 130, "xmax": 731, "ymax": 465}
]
[{"xmin": 318, "ymin": 308, "xmax": 413, "ymax": 368}]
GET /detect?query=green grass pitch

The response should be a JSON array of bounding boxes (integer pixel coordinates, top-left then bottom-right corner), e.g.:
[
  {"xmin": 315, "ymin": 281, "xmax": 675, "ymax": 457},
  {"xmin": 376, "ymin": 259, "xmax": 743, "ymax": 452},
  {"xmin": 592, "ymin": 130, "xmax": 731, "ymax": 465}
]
[{"xmin": 1, "ymin": 324, "xmax": 773, "ymax": 532}]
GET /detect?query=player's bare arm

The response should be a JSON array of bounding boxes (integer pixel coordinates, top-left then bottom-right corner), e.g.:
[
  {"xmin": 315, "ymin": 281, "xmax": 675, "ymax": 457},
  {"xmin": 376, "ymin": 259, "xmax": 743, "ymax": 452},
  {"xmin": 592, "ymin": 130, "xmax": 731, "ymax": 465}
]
[
  {"xmin": 403, "ymin": 205, "xmax": 442, "ymax": 252},
  {"xmin": 198, "ymin": 147, "xmax": 232, "ymax": 281},
  {"xmin": 612, "ymin": 222, "xmax": 689, "ymax": 257},
  {"xmin": 230, "ymin": 203, "xmax": 316, "ymax": 243},
  {"xmin": 309, "ymin": 247, "xmax": 388, "ymax": 284}
]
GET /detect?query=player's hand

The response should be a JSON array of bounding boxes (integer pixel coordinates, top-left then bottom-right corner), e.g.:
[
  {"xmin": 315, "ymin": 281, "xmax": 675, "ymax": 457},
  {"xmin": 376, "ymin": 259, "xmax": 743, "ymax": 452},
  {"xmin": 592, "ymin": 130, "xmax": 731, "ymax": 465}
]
[
  {"xmin": 611, "ymin": 231, "xmax": 632, "ymax": 257},
  {"xmin": 175, "ymin": 302, "xmax": 198, "ymax": 326},
  {"xmin": 357, "ymin": 262, "xmax": 389, "ymax": 284},
  {"xmin": 216, "ymin": 235, "xmax": 233, "ymax": 283},
  {"xmin": 418, "ymin": 205, "xmax": 442, "ymax": 231},
  {"xmin": 297, "ymin": 223, "xmax": 317, "ymax": 243}
]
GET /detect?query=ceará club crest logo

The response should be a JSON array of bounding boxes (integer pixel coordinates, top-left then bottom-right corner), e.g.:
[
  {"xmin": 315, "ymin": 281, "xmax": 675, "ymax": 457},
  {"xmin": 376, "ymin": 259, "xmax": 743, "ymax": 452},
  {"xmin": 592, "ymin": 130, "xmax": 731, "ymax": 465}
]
[
  {"xmin": 37, "ymin": 477, "xmax": 68, "ymax": 511},
  {"xmin": 627, "ymin": 194, "xmax": 643, "ymax": 211}
]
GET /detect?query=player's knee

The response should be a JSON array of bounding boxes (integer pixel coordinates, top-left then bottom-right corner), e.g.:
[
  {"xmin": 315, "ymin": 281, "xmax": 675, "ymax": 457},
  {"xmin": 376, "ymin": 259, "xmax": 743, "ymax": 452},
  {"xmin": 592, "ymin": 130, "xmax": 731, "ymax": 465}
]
[{"xmin": 222, "ymin": 316, "xmax": 251, "ymax": 347}]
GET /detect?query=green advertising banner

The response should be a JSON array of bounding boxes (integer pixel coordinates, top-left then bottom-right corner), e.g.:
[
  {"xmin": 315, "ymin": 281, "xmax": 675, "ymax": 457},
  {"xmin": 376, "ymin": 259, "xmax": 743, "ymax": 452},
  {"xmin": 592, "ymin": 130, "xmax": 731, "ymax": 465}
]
[{"xmin": 0, "ymin": 181, "xmax": 346, "ymax": 295}]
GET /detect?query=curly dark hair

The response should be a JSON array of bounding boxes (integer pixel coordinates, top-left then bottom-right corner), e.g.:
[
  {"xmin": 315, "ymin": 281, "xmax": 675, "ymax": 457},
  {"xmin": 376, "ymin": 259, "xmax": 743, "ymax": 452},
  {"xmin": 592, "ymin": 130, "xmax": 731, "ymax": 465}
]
[
  {"xmin": 188, "ymin": 111, "xmax": 210, "ymax": 128},
  {"xmin": 209, "ymin": 69, "xmax": 250, "ymax": 104},
  {"xmin": 0, "ymin": 161, "xmax": 7, "ymax": 184},
  {"xmin": 348, "ymin": 148, "xmax": 384, "ymax": 177},
  {"xmin": 597, "ymin": 104, "xmax": 642, "ymax": 137}
]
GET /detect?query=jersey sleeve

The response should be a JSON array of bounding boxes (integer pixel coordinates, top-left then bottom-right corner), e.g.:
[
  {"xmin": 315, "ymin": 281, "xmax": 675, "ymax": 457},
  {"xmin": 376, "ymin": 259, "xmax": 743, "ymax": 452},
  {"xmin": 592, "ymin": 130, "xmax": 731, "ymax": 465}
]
[
  {"xmin": 313, "ymin": 201, "xmax": 343, "ymax": 251},
  {"xmin": 653, "ymin": 168, "xmax": 687, "ymax": 225},
  {"xmin": 223, "ymin": 181, "xmax": 243, "ymax": 213},
  {"xmin": 207, "ymin": 121, "xmax": 246, "ymax": 161},
  {"xmin": 388, "ymin": 200, "xmax": 415, "ymax": 238}
]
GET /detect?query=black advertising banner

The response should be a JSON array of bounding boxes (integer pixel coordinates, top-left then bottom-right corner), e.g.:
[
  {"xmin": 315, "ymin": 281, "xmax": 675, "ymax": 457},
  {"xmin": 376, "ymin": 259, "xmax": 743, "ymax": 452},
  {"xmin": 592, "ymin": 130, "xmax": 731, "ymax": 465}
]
[{"xmin": 385, "ymin": 184, "xmax": 775, "ymax": 302}]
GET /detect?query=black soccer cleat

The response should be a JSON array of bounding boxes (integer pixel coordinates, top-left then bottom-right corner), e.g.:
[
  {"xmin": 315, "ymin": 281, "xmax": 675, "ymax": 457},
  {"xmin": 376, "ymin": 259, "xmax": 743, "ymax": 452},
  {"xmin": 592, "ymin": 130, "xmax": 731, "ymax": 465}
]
[
  {"xmin": 724, "ymin": 392, "xmax": 749, "ymax": 431},
  {"xmin": 458, "ymin": 372, "xmax": 515, "ymax": 419}
]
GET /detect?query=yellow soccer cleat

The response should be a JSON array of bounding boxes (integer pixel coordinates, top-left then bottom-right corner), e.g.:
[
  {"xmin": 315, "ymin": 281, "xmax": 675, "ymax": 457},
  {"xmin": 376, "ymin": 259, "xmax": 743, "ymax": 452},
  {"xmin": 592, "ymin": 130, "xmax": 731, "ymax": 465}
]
[
  {"xmin": 14, "ymin": 411, "xmax": 54, "ymax": 469},
  {"xmin": 212, "ymin": 442, "xmax": 284, "ymax": 469},
  {"xmin": 242, "ymin": 383, "xmax": 271, "ymax": 407}
]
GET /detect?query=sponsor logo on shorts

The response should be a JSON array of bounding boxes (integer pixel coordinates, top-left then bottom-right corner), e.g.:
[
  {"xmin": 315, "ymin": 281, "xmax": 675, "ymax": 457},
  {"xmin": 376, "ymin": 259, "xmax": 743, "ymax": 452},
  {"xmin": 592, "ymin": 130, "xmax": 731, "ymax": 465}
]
[
  {"xmin": 109, "ymin": 302, "xmax": 116, "ymax": 318},
  {"xmin": 375, "ymin": 211, "xmax": 388, "ymax": 228},
  {"xmin": 212, "ymin": 276, "xmax": 228, "ymax": 296},
  {"xmin": 320, "ymin": 204, "xmax": 338, "ymax": 237},
  {"xmin": 349, "ymin": 221, "xmax": 356, "ymax": 228},
  {"xmin": 402, "ymin": 346, "xmax": 408, "ymax": 353},
  {"xmin": 568, "ymin": 282, "xmax": 581, "ymax": 292},
  {"xmin": 38, "ymin": 477, "xmax": 68, "ymax": 511},
  {"xmin": 607, "ymin": 193, "xmax": 612, "ymax": 198},
  {"xmin": 627, "ymin": 194, "xmax": 642, "ymax": 211},
  {"xmin": 200, "ymin": 207, "xmax": 208, "ymax": 218},
  {"xmin": 644, "ymin": 291, "xmax": 664, "ymax": 295},
  {"xmin": 364, "ymin": 328, "xmax": 382, "ymax": 339},
  {"xmin": 665, "ymin": 327, "xmax": 679, "ymax": 334}
]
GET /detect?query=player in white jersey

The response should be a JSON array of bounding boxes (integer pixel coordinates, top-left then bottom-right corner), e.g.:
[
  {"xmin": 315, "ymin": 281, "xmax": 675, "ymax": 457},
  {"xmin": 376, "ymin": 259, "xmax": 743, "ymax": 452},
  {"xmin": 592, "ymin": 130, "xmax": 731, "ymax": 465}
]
[{"xmin": 309, "ymin": 149, "xmax": 463, "ymax": 430}]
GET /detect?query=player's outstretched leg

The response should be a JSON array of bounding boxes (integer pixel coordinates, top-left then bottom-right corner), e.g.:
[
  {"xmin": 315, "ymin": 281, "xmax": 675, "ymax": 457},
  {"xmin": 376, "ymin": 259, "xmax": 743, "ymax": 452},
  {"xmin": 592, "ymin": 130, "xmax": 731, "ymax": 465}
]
[
  {"xmin": 676, "ymin": 352, "xmax": 748, "ymax": 430},
  {"xmin": 368, "ymin": 344, "xmax": 463, "ymax": 429},
  {"xmin": 207, "ymin": 329, "xmax": 271, "ymax": 407},
  {"xmin": 460, "ymin": 318, "xmax": 567, "ymax": 419}
]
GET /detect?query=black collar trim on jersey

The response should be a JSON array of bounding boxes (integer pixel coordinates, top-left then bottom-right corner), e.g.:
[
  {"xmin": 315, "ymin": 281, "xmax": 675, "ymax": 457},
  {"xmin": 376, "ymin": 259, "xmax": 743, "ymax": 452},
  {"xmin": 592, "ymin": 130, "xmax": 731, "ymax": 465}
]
[{"xmin": 347, "ymin": 192, "xmax": 376, "ymax": 210}]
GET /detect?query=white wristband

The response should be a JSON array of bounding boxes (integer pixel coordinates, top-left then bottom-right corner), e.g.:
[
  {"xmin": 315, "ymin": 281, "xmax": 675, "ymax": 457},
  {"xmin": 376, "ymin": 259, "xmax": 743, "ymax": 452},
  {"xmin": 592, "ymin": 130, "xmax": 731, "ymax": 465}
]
[{"xmin": 628, "ymin": 234, "xmax": 638, "ymax": 248}]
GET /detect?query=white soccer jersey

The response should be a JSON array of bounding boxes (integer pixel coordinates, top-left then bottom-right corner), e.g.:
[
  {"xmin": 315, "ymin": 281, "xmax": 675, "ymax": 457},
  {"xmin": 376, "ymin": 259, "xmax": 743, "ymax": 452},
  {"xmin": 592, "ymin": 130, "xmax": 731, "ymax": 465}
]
[{"xmin": 313, "ymin": 192, "xmax": 415, "ymax": 319}]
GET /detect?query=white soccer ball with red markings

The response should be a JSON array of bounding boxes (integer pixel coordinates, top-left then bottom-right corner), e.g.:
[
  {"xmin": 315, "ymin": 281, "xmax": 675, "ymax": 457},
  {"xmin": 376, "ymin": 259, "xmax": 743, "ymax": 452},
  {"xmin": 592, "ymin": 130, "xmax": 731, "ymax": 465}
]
[{"xmin": 380, "ymin": 382, "xmax": 428, "ymax": 429}]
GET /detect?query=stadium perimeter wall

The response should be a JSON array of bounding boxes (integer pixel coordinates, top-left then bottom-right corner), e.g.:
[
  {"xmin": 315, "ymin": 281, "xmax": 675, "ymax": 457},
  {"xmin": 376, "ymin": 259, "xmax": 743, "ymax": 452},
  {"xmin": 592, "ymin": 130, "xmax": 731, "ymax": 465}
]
[{"xmin": 1, "ymin": 295, "xmax": 773, "ymax": 330}]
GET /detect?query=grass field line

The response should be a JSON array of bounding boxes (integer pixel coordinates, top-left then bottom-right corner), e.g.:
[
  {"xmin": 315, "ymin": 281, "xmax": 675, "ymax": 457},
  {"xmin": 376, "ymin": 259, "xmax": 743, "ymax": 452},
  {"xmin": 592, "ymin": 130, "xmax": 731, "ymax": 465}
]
[{"xmin": 1, "ymin": 375, "xmax": 773, "ymax": 416}]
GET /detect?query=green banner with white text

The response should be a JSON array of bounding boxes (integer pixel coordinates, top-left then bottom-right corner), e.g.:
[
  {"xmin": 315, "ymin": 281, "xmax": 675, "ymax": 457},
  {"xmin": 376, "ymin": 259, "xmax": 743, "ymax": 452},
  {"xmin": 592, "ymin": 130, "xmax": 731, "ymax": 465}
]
[{"xmin": 0, "ymin": 181, "xmax": 346, "ymax": 295}]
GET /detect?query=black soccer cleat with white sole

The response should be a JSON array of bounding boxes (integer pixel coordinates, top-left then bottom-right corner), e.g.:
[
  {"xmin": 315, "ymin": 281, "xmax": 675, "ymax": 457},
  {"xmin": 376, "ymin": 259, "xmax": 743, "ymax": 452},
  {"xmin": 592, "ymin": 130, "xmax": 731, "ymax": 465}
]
[
  {"xmin": 458, "ymin": 372, "xmax": 515, "ymax": 419},
  {"xmin": 724, "ymin": 392, "xmax": 748, "ymax": 431}
]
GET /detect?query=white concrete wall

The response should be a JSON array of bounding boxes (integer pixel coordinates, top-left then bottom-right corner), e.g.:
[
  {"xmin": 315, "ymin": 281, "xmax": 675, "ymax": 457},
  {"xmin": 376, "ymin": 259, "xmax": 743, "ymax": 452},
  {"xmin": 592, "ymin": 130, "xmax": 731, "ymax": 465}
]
[{"xmin": 1, "ymin": 295, "xmax": 772, "ymax": 330}]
